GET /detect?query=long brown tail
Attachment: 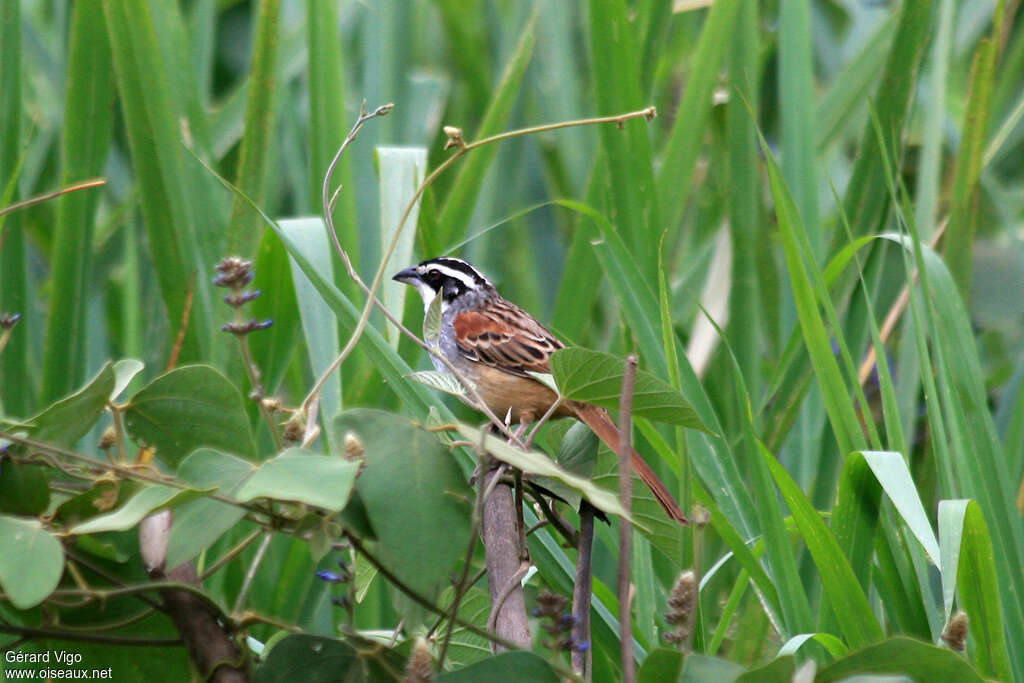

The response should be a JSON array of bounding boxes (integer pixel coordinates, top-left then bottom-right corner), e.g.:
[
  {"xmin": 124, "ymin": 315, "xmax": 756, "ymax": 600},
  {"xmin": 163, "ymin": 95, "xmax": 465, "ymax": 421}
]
[{"xmin": 570, "ymin": 402, "xmax": 689, "ymax": 524}]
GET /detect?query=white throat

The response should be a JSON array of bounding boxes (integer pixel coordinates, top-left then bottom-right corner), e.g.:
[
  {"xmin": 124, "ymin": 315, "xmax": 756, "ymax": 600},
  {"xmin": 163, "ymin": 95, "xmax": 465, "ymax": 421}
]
[{"xmin": 414, "ymin": 284, "xmax": 450, "ymax": 314}]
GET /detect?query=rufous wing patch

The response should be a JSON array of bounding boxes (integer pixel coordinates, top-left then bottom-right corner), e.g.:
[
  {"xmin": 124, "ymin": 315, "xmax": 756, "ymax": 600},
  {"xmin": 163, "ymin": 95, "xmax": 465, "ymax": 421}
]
[{"xmin": 453, "ymin": 307, "xmax": 563, "ymax": 376}]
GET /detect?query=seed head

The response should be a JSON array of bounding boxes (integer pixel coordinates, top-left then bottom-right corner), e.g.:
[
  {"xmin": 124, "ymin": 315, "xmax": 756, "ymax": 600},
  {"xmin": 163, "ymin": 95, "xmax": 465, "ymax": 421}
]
[
  {"xmin": 213, "ymin": 257, "xmax": 254, "ymax": 289},
  {"xmin": 404, "ymin": 637, "xmax": 433, "ymax": 683},
  {"xmin": 942, "ymin": 611, "xmax": 968, "ymax": 651}
]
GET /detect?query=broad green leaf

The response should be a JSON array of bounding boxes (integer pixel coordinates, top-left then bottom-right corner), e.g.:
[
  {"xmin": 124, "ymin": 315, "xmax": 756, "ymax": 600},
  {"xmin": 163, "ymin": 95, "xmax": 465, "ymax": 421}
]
[
  {"xmin": 637, "ymin": 648, "xmax": 683, "ymax": 683},
  {"xmin": 591, "ymin": 446, "xmax": 675, "ymax": 560},
  {"xmin": 69, "ymin": 485, "xmax": 211, "ymax": 535},
  {"xmin": 167, "ymin": 448, "xmax": 255, "ymax": 568},
  {"xmin": 435, "ymin": 651, "xmax": 559, "ymax": 683},
  {"xmin": 526, "ymin": 371, "xmax": 560, "ymax": 395},
  {"xmin": 234, "ymin": 448, "xmax": 359, "ymax": 512},
  {"xmin": 816, "ymin": 636, "xmax": 985, "ymax": 683},
  {"xmin": 253, "ymin": 634, "xmax": 405, "ymax": 683},
  {"xmin": 111, "ymin": 359, "xmax": 144, "ymax": 402},
  {"xmin": 0, "ymin": 515, "xmax": 64, "ymax": 609},
  {"xmin": 124, "ymin": 364, "xmax": 256, "ymax": 465},
  {"xmin": 405, "ymin": 370, "xmax": 467, "ymax": 397},
  {"xmin": 54, "ymin": 479, "xmax": 137, "ymax": 528},
  {"xmin": 679, "ymin": 655, "xmax": 744, "ymax": 683},
  {"xmin": 549, "ymin": 347, "xmax": 708, "ymax": 431},
  {"xmin": 454, "ymin": 421, "xmax": 630, "ymax": 522},
  {"xmin": 735, "ymin": 655, "xmax": 795, "ymax": 683},
  {"xmin": 861, "ymin": 451, "xmax": 940, "ymax": 564},
  {"xmin": 435, "ymin": 586, "xmax": 492, "ymax": 668},
  {"xmin": 377, "ymin": 145, "xmax": 426, "ymax": 348},
  {"xmin": 336, "ymin": 409, "xmax": 472, "ymax": 599},
  {"xmin": 25, "ymin": 362, "xmax": 114, "ymax": 447},
  {"xmin": 0, "ymin": 461, "xmax": 50, "ymax": 516}
]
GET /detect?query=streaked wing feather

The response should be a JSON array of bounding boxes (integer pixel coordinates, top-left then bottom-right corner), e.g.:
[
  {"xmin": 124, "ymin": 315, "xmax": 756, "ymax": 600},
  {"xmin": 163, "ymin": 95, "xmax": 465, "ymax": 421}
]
[{"xmin": 453, "ymin": 302, "xmax": 563, "ymax": 377}]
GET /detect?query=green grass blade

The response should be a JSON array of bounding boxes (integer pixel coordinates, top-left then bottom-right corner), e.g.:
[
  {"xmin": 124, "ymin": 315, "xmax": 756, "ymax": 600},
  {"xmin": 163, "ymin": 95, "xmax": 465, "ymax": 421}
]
[
  {"xmin": 914, "ymin": 0, "xmax": 954, "ymax": 241},
  {"xmin": 831, "ymin": 452, "xmax": 882, "ymax": 596},
  {"xmin": 247, "ymin": 227, "xmax": 300, "ymax": 396},
  {"xmin": 655, "ymin": 0, "xmax": 740, "ymax": 240},
  {"xmin": 951, "ymin": 501, "xmax": 1011, "ymax": 681},
  {"xmin": 758, "ymin": 133, "xmax": 865, "ymax": 457},
  {"xmin": 760, "ymin": 441, "xmax": 884, "ymax": 649},
  {"xmin": 588, "ymin": 0, "xmax": 660, "ymax": 276},
  {"xmin": 226, "ymin": 0, "xmax": 281, "ymax": 257},
  {"xmin": 839, "ymin": 0, "xmax": 932, "ymax": 243},
  {"xmin": 862, "ymin": 451, "xmax": 940, "ymax": 564},
  {"xmin": 434, "ymin": 11, "xmax": 536, "ymax": 250},
  {"xmin": 868, "ymin": 109, "xmax": 1024, "ymax": 671},
  {"xmin": 726, "ymin": 0, "xmax": 762, "ymax": 399},
  {"xmin": 376, "ymin": 146, "xmax": 426, "ymax": 348},
  {"xmin": 720, "ymin": 320, "xmax": 814, "ymax": 637},
  {"xmin": 943, "ymin": 1, "xmax": 1003, "ymax": 298},
  {"xmin": 307, "ymin": 0, "xmax": 357, "ymax": 271},
  {"xmin": 938, "ymin": 499, "xmax": 968, "ymax": 625},
  {"xmin": 280, "ymin": 218, "xmax": 342, "ymax": 437},
  {"xmin": 814, "ymin": 12, "xmax": 898, "ymax": 151},
  {"xmin": 104, "ymin": 0, "xmax": 214, "ymax": 364},
  {"xmin": 0, "ymin": 0, "xmax": 30, "ymax": 416},
  {"xmin": 553, "ymin": 198, "xmax": 765, "ymax": 557},
  {"xmin": 41, "ymin": 1, "xmax": 114, "ymax": 403},
  {"xmin": 778, "ymin": 0, "xmax": 821, "ymax": 257}
]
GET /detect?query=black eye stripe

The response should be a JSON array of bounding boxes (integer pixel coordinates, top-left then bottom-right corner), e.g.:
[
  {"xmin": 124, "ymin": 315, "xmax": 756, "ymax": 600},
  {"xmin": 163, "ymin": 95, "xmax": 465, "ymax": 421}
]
[{"xmin": 420, "ymin": 257, "xmax": 488, "ymax": 286}]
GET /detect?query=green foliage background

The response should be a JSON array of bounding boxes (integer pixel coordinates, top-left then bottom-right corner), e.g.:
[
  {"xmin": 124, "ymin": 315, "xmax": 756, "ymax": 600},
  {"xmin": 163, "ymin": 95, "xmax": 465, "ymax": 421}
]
[{"xmin": 2, "ymin": 0, "xmax": 1024, "ymax": 681}]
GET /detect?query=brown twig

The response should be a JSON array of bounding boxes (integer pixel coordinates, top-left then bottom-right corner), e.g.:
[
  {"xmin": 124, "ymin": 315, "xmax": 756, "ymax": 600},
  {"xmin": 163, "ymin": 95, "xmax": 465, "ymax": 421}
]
[
  {"xmin": 571, "ymin": 503, "xmax": 595, "ymax": 678},
  {"xmin": 0, "ymin": 178, "xmax": 106, "ymax": 217},
  {"xmin": 478, "ymin": 464, "xmax": 533, "ymax": 651},
  {"xmin": 618, "ymin": 355, "xmax": 638, "ymax": 683},
  {"xmin": 0, "ymin": 624, "xmax": 180, "ymax": 648},
  {"xmin": 166, "ymin": 271, "xmax": 196, "ymax": 372}
]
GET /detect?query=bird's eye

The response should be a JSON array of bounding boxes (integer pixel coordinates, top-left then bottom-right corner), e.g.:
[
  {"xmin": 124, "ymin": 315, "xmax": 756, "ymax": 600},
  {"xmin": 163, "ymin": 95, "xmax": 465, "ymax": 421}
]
[{"xmin": 427, "ymin": 269, "xmax": 440, "ymax": 279}]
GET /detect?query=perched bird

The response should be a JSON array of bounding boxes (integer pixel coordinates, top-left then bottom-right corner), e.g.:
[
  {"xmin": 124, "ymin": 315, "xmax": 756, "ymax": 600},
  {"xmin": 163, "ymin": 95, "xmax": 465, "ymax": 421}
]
[{"xmin": 393, "ymin": 256, "xmax": 687, "ymax": 524}]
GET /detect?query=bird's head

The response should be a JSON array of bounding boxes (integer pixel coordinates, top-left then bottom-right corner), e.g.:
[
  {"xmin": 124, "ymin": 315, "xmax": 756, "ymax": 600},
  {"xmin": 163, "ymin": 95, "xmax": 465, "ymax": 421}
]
[{"xmin": 392, "ymin": 257, "xmax": 493, "ymax": 309}]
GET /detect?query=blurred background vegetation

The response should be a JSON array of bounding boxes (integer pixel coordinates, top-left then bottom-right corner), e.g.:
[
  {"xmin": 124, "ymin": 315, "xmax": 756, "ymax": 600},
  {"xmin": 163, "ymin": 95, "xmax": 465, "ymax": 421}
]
[{"xmin": 2, "ymin": 0, "xmax": 1024, "ymax": 680}]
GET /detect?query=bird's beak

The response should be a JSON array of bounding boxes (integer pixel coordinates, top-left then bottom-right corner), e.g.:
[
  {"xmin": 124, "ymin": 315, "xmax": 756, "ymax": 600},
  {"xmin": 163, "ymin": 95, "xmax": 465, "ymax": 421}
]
[{"xmin": 392, "ymin": 266, "xmax": 420, "ymax": 284}]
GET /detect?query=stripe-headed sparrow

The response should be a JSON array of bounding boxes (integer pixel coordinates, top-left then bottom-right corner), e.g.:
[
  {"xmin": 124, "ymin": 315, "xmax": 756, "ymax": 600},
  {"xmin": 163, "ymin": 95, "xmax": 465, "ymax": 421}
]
[{"xmin": 393, "ymin": 256, "xmax": 687, "ymax": 524}]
